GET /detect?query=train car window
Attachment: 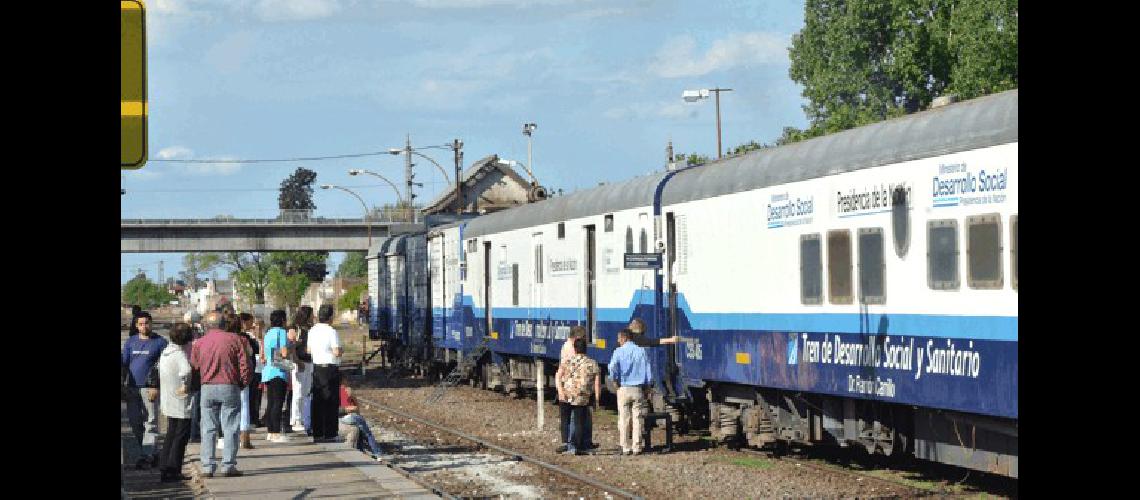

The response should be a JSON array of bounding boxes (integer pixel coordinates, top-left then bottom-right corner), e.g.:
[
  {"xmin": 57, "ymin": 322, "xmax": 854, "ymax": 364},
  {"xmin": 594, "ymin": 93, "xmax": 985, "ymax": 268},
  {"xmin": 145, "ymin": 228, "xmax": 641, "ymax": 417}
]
[
  {"xmin": 639, "ymin": 228, "xmax": 648, "ymax": 253},
  {"xmin": 1011, "ymin": 215, "xmax": 1017, "ymax": 291},
  {"xmin": 535, "ymin": 244, "xmax": 544, "ymax": 284},
  {"xmin": 927, "ymin": 219, "xmax": 960, "ymax": 290},
  {"xmin": 800, "ymin": 234, "xmax": 822, "ymax": 305},
  {"xmin": 512, "ymin": 263, "xmax": 519, "ymax": 306},
  {"xmin": 467, "ymin": 239, "xmax": 477, "ymax": 253},
  {"xmin": 827, "ymin": 229, "xmax": 853, "ymax": 304},
  {"xmin": 625, "ymin": 227, "xmax": 633, "ymax": 253},
  {"xmin": 858, "ymin": 228, "xmax": 886, "ymax": 304},
  {"xmin": 967, "ymin": 213, "xmax": 1003, "ymax": 289},
  {"xmin": 604, "ymin": 214, "xmax": 614, "ymax": 232},
  {"xmin": 558, "ymin": 223, "xmax": 565, "ymax": 239}
]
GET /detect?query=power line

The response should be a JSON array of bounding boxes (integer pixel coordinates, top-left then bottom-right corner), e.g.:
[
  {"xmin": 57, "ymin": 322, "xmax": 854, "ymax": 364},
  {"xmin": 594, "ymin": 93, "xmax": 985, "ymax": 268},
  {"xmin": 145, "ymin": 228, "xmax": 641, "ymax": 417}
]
[
  {"xmin": 150, "ymin": 150, "xmax": 395, "ymax": 164},
  {"xmin": 123, "ymin": 183, "xmax": 394, "ymax": 193}
]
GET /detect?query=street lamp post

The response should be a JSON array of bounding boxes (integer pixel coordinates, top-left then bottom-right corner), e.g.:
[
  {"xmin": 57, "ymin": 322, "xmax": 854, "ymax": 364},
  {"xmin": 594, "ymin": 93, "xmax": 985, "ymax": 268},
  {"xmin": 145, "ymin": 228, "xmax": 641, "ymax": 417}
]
[
  {"xmin": 321, "ymin": 184, "xmax": 372, "ymax": 249},
  {"xmin": 682, "ymin": 87, "xmax": 734, "ymax": 159},
  {"xmin": 348, "ymin": 169, "xmax": 406, "ymax": 221}
]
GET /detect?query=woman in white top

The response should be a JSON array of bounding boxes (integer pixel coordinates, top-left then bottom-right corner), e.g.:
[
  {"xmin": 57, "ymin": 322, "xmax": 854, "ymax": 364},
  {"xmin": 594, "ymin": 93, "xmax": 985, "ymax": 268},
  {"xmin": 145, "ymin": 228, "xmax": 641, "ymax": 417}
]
[
  {"xmin": 289, "ymin": 306, "xmax": 315, "ymax": 434},
  {"xmin": 158, "ymin": 323, "xmax": 195, "ymax": 483}
]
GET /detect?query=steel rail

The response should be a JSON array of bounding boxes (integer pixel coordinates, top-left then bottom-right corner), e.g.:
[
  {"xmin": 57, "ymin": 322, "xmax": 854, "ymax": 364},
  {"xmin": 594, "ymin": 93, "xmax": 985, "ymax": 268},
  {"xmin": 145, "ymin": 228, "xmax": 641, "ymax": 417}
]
[{"xmin": 354, "ymin": 395, "xmax": 645, "ymax": 500}]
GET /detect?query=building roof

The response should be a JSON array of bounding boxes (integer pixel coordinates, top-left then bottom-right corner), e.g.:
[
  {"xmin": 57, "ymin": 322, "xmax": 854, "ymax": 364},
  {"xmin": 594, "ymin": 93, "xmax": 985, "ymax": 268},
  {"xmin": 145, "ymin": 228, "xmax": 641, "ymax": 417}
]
[{"xmin": 421, "ymin": 155, "xmax": 533, "ymax": 215}]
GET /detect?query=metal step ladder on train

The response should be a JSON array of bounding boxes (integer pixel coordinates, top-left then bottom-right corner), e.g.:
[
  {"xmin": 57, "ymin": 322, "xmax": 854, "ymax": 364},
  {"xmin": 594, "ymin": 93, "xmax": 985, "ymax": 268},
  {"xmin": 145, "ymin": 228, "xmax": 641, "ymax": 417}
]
[{"xmin": 424, "ymin": 335, "xmax": 492, "ymax": 404}]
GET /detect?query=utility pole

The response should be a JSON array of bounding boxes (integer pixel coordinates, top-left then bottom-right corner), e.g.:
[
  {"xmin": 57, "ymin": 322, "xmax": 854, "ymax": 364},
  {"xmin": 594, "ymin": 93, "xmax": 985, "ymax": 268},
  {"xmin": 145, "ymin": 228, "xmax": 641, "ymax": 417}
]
[
  {"xmin": 158, "ymin": 260, "xmax": 164, "ymax": 285},
  {"xmin": 453, "ymin": 139, "xmax": 464, "ymax": 215},
  {"xmin": 404, "ymin": 134, "xmax": 414, "ymax": 218}
]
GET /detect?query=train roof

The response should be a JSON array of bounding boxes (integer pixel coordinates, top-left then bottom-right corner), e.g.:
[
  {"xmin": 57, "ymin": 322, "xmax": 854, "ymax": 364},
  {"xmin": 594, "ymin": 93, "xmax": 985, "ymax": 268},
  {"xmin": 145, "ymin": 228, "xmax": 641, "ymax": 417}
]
[
  {"xmin": 366, "ymin": 234, "xmax": 411, "ymax": 258},
  {"xmin": 465, "ymin": 89, "xmax": 1017, "ymax": 238}
]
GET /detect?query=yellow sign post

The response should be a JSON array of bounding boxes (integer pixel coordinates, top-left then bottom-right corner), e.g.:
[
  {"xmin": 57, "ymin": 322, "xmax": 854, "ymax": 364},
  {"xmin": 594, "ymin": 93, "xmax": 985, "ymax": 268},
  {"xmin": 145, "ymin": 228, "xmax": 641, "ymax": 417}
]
[{"xmin": 121, "ymin": 1, "xmax": 146, "ymax": 169}]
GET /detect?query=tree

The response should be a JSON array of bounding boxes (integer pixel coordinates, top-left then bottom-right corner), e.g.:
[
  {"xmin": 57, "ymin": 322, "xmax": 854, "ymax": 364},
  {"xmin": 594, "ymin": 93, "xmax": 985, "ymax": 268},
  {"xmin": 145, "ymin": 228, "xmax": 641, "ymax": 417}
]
[
  {"xmin": 268, "ymin": 266, "xmax": 310, "ymax": 310},
  {"xmin": 268, "ymin": 251, "xmax": 328, "ymax": 283},
  {"xmin": 122, "ymin": 274, "xmax": 175, "ymax": 309},
  {"xmin": 180, "ymin": 253, "xmax": 220, "ymax": 290},
  {"xmin": 674, "ymin": 152, "xmax": 711, "ymax": 167},
  {"xmin": 337, "ymin": 282, "xmax": 368, "ymax": 312},
  {"xmin": 279, "ymin": 166, "xmax": 317, "ymax": 211},
  {"xmin": 218, "ymin": 252, "xmax": 273, "ymax": 305},
  {"xmin": 336, "ymin": 252, "xmax": 367, "ymax": 279},
  {"xmin": 788, "ymin": 0, "xmax": 1018, "ymax": 138}
]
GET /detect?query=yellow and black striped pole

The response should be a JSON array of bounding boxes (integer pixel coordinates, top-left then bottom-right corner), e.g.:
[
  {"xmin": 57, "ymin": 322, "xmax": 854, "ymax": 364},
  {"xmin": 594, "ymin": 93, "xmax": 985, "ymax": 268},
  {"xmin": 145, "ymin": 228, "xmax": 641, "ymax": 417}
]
[{"xmin": 121, "ymin": 1, "xmax": 146, "ymax": 169}]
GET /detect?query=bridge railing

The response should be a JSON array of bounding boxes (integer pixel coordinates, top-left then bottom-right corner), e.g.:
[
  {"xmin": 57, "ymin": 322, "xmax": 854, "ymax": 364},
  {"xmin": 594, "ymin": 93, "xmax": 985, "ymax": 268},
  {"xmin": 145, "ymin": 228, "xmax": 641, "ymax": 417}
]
[{"xmin": 121, "ymin": 211, "xmax": 423, "ymax": 225}]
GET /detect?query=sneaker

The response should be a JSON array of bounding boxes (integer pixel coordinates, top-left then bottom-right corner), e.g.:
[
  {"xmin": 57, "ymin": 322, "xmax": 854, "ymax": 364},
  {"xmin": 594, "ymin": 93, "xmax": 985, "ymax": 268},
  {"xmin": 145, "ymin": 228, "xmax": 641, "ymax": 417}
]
[
  {"xmin": 622, "ymin": 450, "xmax": 632, "ymax": 456},
  {"xmin": 223, "ymin": 468, "xmax": 244, "ymax": 477},
  {"xmin": 562, "ymin": 448, "xmax": 578, "ymax": 455}
]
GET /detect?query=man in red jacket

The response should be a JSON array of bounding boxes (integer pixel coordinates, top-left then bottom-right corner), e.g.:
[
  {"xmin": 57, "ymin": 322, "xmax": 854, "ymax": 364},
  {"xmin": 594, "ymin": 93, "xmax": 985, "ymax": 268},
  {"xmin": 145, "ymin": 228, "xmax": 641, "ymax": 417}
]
[{"xmin": 190, "ymin": 311, "xmax": 251, "ymax": 477}]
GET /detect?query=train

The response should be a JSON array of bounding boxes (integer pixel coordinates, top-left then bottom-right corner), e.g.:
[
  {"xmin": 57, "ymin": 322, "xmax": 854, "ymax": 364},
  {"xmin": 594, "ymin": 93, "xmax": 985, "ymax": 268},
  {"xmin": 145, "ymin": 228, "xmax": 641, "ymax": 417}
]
[{"xmin": 365, "ymin": 89, "xmax": 1018, "ymax": 478}]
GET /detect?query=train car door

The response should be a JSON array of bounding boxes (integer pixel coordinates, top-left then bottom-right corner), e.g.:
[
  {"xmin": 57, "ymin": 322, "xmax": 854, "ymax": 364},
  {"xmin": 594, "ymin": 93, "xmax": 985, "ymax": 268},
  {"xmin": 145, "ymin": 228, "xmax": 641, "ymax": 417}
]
[
  {"xmin": 664, "ymin": 212, "xmax": 681, "ymax": 397},
  {"xmin": 430, "ymin": 234, "xmax": 445, "ymax": 347},
  {"xmin": 483, "ymin": 240, "xmax": 493, "ymax": 337},
  {"xmin": 531, "ymin": 232, "xmax": 544, "ymax": 340},
  {"xmin": 585, "ymin": 224, "xmax": 597, "ymax": 341}
]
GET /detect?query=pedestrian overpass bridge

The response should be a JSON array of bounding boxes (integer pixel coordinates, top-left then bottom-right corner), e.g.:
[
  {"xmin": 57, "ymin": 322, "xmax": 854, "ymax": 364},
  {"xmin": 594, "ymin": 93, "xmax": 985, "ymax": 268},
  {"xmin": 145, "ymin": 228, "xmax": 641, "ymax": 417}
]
[{"xmin": 120, "ymin": 216, "xmax": 425, "ymax": 253}]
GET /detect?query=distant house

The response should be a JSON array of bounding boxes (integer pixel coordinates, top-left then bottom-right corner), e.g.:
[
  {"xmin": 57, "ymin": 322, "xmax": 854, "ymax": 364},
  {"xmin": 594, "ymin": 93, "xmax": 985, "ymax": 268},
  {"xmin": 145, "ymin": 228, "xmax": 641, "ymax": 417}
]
[{"xmin": 421, "ymin": 154, "xmax": 543, "ymax": 216}]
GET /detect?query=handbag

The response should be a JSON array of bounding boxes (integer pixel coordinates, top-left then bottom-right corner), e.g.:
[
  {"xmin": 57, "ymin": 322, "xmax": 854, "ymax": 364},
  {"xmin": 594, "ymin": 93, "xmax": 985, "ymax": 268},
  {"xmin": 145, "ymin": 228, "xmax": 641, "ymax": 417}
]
[{"xmin": 269, "ymin": 329, "xmax": 296, "ymax": 372}]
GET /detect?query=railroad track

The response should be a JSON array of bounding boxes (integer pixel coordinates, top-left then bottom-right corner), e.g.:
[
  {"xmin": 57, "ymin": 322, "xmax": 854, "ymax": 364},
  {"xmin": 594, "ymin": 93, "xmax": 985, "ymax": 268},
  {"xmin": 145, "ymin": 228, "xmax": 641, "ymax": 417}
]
[{"xmin": 354, "ymin": 394, "xmax": 644, "ymax": 500}]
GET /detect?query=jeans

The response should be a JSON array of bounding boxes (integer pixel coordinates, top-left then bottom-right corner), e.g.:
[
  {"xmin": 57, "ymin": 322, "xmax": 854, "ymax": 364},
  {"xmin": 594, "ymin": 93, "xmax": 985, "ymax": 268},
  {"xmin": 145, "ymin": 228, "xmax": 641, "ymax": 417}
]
[
  {"xmin": 200, "ymin": 384, "xmax": 242, "ymax": 472},
  {"xmin": 566, "ymin": 405, "xmax": 589, "ymax": 452},
  {"xmin": 240, "ymin": 386, "xmax": 252, "ymax": 432},
  {"xmin": 160, "ymin": 417, "xmax": 191, "ymax": 475},
  {"xmin": 617, "ymin": 386, "xmax": 647, "ymax": 453},
  {"xmin": 303, "ymin": 396, "xmax": 312, "ymax": 434},
  {"xmin": 290, "ymin": 366, "xmax": 311, "ymax": 429},
  {"xmin": 125, "ymin": 387, "xmax": 160, "ymax": 458},
  {"xmin": 189, "ymin": 392, "xmax": 201, "ymax": 440},
  {"xmin": 340, "ymin": 413, "xmax": 382, "ymax": 455},
  {"xmin": 264, "ymin": 377, "xmax": 287, "ymax": 433}
]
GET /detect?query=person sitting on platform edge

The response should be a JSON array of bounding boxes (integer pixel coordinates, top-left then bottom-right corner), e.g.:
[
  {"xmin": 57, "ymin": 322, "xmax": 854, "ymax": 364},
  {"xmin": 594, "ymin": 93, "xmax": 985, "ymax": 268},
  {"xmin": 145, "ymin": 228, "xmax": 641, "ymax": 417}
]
[
  {"xmin": 339, "ymin": 382, "xmax": 385, "ymax": 460},
  {"xmin": 608, "ymin": 328, "xmax": 651, "ymax": 455},
  {"xmin": 558, "ymin": 336, "xmax": 601, "ymax": 455}
]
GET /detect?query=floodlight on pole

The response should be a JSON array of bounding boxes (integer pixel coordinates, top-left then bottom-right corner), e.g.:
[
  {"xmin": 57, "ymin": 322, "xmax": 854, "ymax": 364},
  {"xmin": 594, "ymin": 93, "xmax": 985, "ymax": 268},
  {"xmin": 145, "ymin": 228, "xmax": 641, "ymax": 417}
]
[
  {"xmin": 682, "ymin": 87, "xmax": 733, "ymax": 159},
  {"xmin": 520, "ymin": 123, "xmax": 538, "ymax": 184}
]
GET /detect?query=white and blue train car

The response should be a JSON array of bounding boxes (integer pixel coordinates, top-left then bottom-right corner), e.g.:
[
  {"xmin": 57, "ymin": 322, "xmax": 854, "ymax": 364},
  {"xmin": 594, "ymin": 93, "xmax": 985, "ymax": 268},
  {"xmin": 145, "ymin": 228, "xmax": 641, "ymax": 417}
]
[
  {"xmin": 458, "ymin": 89, "xmax": 1017, "ymax": 476},
  {"xmin": 428, "ymin": 222, "xmax": 482, "ymax": 370}
]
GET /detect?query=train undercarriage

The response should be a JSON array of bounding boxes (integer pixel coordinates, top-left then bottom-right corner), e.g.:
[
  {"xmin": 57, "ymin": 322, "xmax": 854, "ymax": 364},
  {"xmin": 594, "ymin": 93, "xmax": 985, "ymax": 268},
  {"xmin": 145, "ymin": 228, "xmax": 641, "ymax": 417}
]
[{"xmin": 396, "ymin": 346, "xmax": 1017, "ymax": 479}]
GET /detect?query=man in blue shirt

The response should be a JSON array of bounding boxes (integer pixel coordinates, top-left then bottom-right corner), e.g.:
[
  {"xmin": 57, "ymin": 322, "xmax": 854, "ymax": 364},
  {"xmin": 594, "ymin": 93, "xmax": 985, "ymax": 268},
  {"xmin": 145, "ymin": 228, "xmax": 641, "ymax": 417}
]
[
  {"xmin": 121, "ymin": 312, "xmax": 169, "ymax": 469},
  {"xmin": 607, "ymin": 328, "xmax": 651, "ymax": 455}
]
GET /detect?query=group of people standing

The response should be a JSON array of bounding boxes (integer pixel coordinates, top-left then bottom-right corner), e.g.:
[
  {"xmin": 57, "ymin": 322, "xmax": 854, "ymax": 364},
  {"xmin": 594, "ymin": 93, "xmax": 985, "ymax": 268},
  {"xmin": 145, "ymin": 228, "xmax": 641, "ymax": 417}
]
[
  {"xmin": 121, "ymin": 303, "xmax": 349, "ymax": 481},
  {"xmin": 554, "ymin": 318, "xmax": 679, "ymax": 456}
]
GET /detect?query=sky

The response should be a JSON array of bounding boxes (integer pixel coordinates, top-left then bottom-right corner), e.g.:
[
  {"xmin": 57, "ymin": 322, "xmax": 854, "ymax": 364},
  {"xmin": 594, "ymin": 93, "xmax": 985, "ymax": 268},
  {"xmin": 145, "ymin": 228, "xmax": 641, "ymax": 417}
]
[{"xmin": 121, "ymin": 0, "xmax": 809, "ymax": 285}]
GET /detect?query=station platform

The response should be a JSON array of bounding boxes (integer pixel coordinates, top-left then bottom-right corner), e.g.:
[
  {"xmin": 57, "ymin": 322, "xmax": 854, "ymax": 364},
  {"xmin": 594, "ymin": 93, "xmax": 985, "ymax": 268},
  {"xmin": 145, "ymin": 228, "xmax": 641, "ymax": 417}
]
[{"xmin": 121, "ymin": 403, "xmax": 435, "ymax": 499}]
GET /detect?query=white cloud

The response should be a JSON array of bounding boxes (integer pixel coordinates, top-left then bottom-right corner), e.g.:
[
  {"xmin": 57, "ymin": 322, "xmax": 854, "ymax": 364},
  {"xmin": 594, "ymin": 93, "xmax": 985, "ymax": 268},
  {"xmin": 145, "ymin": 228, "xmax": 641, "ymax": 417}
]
[
  {"xmin": 410, "ymin": 0, "xmax": 582, "ymax": 8},
  {"xmin": 153, "ymin": 146, "xmax": 242, "ymax": 176},
  {"xmin": 253, "ymin": 0, "xmax": 344, "ymax": 21},
  {"xmin": 156, "ymin": 145, "xmax": 194, "ymax": 159},
  {"xmin": 603, "ymin": 101, "xmax": 698, "ymax": 121},
  {"xmin": 649, "ymin": 32, "xmax": 789, "ymax": 78}
]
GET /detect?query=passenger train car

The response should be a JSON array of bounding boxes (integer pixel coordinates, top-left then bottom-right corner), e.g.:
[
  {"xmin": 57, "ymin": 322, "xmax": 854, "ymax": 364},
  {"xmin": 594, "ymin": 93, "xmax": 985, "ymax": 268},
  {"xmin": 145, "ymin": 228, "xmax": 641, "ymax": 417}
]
[{"xmin": 367, "ymin": 89, "xmax": 1018, "ymax": 477}]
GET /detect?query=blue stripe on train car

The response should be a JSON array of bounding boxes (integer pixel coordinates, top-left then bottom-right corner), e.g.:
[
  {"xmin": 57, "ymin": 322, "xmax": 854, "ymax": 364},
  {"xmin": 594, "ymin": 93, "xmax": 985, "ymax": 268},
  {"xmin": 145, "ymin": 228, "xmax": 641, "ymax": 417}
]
[{"xmin": 461, "ymin": 291, "xmax": 1017, "ymax": 419}]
